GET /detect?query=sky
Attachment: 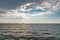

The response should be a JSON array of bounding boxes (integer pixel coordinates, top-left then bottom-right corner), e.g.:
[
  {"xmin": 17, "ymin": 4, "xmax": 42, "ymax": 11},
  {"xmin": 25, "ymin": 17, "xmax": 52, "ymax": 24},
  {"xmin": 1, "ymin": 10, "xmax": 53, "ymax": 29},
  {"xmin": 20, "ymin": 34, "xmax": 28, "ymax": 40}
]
[{"xmin": 0, "ymin": 0, "xmax": 60, "ymax": 23}]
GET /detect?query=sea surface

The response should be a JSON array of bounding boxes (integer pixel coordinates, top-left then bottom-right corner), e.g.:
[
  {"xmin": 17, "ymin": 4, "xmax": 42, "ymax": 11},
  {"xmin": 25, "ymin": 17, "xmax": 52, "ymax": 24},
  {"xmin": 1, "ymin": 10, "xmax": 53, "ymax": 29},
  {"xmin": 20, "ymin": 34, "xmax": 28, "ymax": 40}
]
[{"xmin": 0, "ymin": 23, "xmax": 60, "ymax": 40}]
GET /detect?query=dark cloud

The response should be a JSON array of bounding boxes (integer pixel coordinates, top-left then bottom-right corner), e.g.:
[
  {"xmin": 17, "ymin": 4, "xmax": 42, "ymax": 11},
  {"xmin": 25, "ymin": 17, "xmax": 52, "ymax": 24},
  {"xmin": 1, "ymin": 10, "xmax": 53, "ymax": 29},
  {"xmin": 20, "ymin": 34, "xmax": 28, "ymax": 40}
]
[{"xmin": 0, "ymin": 0, "xmax": 44, "ymax": 9}]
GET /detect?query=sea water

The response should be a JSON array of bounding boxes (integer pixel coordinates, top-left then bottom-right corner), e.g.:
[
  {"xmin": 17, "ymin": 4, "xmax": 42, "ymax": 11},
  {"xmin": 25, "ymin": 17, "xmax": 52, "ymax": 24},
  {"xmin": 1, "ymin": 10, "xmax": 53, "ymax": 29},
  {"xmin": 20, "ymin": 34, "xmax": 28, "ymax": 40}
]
[{"xmin": 0, "ymin": 23, "xmax": 60, "ymax": 40}]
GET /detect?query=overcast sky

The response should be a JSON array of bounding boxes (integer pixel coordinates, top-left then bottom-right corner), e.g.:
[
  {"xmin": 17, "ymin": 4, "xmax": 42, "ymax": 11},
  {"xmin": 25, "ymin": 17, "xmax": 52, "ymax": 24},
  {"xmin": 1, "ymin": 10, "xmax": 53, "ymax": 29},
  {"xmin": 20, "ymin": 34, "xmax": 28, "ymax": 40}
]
[{"xmin": 0, "ymin": 0, "xmax": 60, "ymax": 23}]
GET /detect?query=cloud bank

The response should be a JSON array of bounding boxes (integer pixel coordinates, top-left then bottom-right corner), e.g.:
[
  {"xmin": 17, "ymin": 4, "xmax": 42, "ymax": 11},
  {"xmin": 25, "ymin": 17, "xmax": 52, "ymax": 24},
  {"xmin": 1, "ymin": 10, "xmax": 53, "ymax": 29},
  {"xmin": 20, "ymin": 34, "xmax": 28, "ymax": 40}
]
[{"xmin": 0, "ymin": 0, "xmax": 60, "ymax": 23}]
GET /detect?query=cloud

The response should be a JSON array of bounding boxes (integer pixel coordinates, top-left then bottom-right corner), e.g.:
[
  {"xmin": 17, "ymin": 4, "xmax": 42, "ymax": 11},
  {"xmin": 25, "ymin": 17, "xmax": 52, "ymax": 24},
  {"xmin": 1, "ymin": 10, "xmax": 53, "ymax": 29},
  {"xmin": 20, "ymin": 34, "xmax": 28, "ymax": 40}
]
[
  {"xmin": 0, "ymin": 8, "xmax": 9, "ymax": 14},
  {"xmin": 0, "ymin": 0, "xmax": 45, "ymax": 9},
  {"xmin": 0, "ymin": 0, "xmax": 60, "ymax": 22}
]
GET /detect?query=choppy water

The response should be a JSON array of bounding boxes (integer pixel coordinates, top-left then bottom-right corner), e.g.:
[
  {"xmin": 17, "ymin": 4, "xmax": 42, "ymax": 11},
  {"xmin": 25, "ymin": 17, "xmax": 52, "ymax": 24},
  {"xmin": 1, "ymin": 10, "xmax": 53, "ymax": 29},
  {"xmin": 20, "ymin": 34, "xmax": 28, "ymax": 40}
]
[{"xmin": 0, "ymin": 23, "xmax": 60, "ymax": 40}]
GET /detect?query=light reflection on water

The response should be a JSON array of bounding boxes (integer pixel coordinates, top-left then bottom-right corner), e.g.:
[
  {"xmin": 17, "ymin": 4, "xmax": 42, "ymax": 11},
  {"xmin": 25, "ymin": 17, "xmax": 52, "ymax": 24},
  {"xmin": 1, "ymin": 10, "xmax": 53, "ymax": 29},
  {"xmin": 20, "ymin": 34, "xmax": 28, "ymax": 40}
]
[{"xmin": 0, "ymin": 23, "xmax": 60, "ymax": 40}]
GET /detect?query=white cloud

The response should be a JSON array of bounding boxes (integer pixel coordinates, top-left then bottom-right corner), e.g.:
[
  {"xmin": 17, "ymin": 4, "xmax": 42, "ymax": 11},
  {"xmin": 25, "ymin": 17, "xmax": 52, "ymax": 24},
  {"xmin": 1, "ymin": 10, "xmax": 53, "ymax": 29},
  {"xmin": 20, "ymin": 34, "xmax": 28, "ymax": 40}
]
[{"xmin": 0, "ymin": 0, "xmax": 60, "ymax": 22}]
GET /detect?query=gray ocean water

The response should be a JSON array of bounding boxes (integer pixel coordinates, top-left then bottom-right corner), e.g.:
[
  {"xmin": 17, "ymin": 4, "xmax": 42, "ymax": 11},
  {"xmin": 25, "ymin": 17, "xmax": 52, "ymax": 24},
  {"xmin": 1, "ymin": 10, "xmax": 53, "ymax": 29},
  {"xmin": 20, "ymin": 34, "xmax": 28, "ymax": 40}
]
[{"xmin": 0, "ymin": 23, "xmax": 60, "ymax": 40}]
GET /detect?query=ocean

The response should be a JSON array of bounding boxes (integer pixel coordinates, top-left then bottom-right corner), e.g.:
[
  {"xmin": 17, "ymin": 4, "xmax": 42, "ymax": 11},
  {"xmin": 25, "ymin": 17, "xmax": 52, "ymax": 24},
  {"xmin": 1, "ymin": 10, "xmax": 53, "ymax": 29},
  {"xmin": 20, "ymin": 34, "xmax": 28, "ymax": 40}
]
[{"xmin": 0, "ymin": 23, "xmax": 60, "ymax": 40}]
